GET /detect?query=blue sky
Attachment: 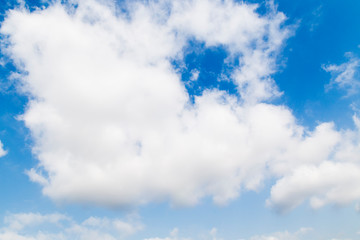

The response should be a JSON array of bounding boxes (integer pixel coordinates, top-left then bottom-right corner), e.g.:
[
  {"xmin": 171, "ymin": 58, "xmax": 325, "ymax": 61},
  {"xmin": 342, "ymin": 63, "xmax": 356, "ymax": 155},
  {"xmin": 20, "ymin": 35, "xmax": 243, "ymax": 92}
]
[{"xmin": 0, "ymin": 0, "xmax": 360, "ymax": 239}]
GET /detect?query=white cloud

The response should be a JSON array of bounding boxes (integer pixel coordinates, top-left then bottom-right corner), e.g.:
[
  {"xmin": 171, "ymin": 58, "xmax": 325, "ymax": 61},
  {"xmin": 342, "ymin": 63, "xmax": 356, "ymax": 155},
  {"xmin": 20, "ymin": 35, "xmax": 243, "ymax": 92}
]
[
  {"xmin": 0, "ymin": 212, "xmax": 142, "ymax": 240},
  {"xmin": 0, "ymin": 0, "xmax": 294, "ymax": 207},
  {"xmin": 323, "ymin": 53, "xmax": 360, "ymax": 95},
  {"xmin": 267, "ymin": 115, "xmax": 360, "ymax": 212},
  {"xmin": 189, "ymin": 69, "xmax": 200, "ymax": 82},
  {"xmin": 268, "ymin": 161, "xmax": 360, "ymax": 211},
  {"xmin": 0, "ymin": 140, "xmax": 7, "ymax": 157},
  {"xmin": 2, "ymin": 0, "xmax": 360, "ymax": 212}
]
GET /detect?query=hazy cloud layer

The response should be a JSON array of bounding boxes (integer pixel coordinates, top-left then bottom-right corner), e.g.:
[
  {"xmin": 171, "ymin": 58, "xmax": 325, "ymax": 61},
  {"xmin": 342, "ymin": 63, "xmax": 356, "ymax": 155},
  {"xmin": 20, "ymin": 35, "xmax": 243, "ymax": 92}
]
[
  {"xmin": 248, "ymin": 228, "xmax": 312, "ymax": 240},
  {"xmin": 145, "ymin": 227, "xmax": 313, "ymax": 240},
  {"xmin": 2, "ymin": 0, "xmax": 360, "ymax": 212},
  {"xmin": 0, "ymin": 212, "xmax": 142, "ymax": 240},
  {"xmin": 0, "ymin": 216, "xmax": 314, "ymax": 240}
]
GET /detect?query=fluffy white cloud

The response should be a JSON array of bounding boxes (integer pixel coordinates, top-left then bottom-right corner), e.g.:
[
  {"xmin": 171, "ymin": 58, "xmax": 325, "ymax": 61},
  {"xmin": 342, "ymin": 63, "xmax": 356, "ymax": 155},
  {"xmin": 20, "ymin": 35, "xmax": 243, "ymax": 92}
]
[
  {"xmin": 0, "ymin": 0, "xmax": 294, "ymax": 207},
  {"xmin": 2, "ymin": 0, "xmax": 360, "ymax": 212},
  {"xmin": 0, "ymin": 212, "xmax": 142, "ymax": 240},
  {"xmin": 0, "ymin": 140, "xmax": 7, "ymax": 157},
  {"xmin": 267, "ymin": 116, "xmax": 360, "ymax": 212},
  {"xmin": 323, "ymin": 53, "xmax": 360, "ymax": 95},
  {"xmin": 269, "ymin": 161, "xmax": 360, "ymax": 211}
]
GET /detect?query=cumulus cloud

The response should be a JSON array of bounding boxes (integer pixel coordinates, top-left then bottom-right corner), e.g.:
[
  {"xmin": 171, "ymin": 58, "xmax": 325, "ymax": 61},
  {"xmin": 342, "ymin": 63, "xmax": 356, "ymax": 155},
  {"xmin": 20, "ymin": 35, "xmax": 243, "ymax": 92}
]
[
  {"xmin": 323, "ymin": 53, "xmax": 360, "ymax": 95},
  {"xmin": 269, "ymin": 161, "xmax": 360, "ymax": 211},
  {"xmin": 0, "ymin": 0, "xmax": 294, "ymax": 207},
  {"xmin": 267, "ymin": 116, "xmax": 360, "ymax": 212},
  {"xmin": 2, "ymin": 0, "xmax": 360, "ymax": 212},
  {"xmin": 0, "ymin": 212, "xmax": 142, "ymax": 240},
  {"xmin": 0, "ymin": 140, "xmax": 6, "ymax": 157}
]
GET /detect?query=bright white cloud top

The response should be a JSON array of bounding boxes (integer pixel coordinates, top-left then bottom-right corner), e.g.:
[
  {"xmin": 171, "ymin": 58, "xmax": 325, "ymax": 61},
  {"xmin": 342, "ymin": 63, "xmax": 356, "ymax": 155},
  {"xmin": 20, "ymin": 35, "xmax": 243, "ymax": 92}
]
[{"xmin": 2, "ymin": 0, "xmax": 360, "ymax": 215}]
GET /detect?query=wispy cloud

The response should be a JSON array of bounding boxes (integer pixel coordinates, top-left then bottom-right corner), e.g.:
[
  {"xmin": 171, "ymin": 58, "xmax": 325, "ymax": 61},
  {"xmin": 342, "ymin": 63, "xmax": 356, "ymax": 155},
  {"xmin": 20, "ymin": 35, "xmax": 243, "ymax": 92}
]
[
  {"xmin": 309, "ymin": 5, "xmax": 323, "ymax": 32},
  {"xmin": 0, "ymin": 212, "xmax": 143, "ymax": 240},
  {"xmin": 323, "ymin": 53, "xmax": 360, "ymax": 96}
]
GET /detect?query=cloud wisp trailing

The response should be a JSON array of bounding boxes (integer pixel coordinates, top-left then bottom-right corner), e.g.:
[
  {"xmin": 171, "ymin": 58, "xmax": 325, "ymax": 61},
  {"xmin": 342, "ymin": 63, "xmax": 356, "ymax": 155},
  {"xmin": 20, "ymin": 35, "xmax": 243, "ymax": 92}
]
[
  {"xmin": 323, "ymin": 53, "xmax": 360, "ymax": 96},
  {"xmin": 2, "ymin": 0, "xmax": 360, "ymax": 213}
]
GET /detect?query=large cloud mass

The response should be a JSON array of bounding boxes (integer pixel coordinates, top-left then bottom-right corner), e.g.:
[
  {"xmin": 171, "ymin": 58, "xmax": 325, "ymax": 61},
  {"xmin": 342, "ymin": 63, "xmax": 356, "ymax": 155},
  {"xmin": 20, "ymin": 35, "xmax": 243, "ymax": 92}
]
[{"xmin": 2, "ymin": 0, "xmax": 360, "ymax": 211}]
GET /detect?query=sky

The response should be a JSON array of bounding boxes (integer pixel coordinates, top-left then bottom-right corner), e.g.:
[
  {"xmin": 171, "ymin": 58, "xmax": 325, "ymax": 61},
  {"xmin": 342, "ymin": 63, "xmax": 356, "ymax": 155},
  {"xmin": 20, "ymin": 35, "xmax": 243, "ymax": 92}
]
[{"xmin": 0, "ymin": 0, "xmax": 360, "ymax": 239}]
